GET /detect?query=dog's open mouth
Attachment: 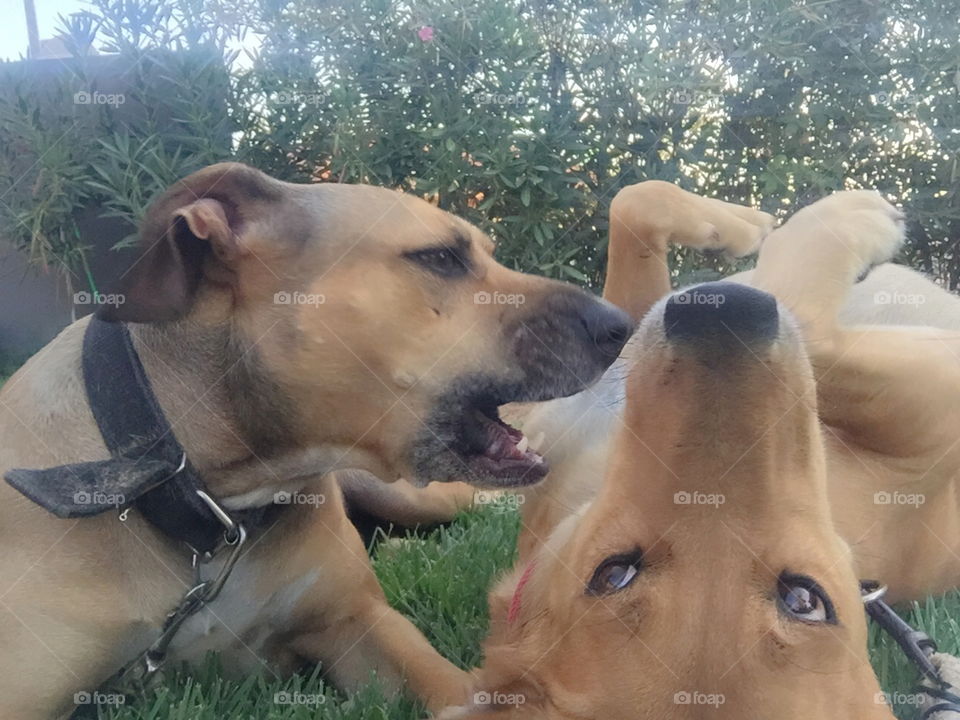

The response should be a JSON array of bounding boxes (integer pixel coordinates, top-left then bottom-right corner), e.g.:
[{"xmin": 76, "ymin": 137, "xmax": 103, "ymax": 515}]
[
  {"xmin": 463, "ymin": 397, "xmax": 547, "ymax": 483},
  {"xmin": 412, "ymin": 385, "xmax": 549, "ymax": 488}
]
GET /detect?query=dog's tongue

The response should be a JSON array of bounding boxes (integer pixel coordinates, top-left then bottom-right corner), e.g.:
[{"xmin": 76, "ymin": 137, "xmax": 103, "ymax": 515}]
[{"xmin": 477, "ymin": 413, "xmax": 547, "ymax": 479}]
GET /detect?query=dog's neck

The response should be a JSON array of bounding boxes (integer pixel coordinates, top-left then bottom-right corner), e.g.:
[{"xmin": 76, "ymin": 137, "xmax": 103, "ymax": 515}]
[{"xmin": 127, "ymin": 320, "xmax": 381, "ymax": 509}]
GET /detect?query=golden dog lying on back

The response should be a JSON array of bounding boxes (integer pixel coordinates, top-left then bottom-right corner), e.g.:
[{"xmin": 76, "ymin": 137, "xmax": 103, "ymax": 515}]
[
  {"xmin": 518, "ymin": 183, "xmax": 960, "ymax": 603},
  {"xmin": 442, "ymin": 183, "xmax": 960, "ymax": 718}
]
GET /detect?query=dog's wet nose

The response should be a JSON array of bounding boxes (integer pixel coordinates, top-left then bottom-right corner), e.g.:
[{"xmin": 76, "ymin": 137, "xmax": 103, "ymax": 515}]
[
  {"xmin": 580, "ymin": 300, "xmax": 635, "ymax": 360},
  {"xmin": 665, "ymin": 281, "xmax": 778, "ymax": 347}
]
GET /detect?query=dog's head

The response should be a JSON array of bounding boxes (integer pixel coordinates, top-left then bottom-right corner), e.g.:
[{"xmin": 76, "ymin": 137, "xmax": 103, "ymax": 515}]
[
  {"xmin": 103, "ymin": 163, "xmax": 632, "ymax": 488},
  {"xmin": 450, "ymin": 282, "xmax": 894, "ymax": 719}
]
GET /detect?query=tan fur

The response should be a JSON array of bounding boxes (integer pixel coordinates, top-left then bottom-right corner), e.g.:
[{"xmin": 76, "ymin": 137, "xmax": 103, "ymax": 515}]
[
  {"xmin": 449, "ymin": 183, "xmax": 959, "ymax": 718},
  {"xmin": 0, "ymin": 163, "xmax": 630, "ymax": 719}
]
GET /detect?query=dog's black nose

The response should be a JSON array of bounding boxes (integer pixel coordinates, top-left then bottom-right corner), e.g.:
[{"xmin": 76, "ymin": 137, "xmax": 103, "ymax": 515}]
[
  {"xmin": 580, "ymin": 300, "xmax": 635, "ymax": 359},
  {"xmin": 665, "ymin": 281, "xmax": 778, "ymax": 347}
]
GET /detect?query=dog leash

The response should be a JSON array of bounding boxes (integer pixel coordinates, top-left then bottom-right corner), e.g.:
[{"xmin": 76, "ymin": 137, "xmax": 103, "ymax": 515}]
[{"xmin": 861, "ymin": 581, "xmax": 960, "ymax": 718}]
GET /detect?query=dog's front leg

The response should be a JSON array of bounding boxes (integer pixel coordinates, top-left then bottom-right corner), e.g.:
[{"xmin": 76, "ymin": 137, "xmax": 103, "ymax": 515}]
[
  {"xmin": 272, "ymin": 480, "xmax": 472, "ymax": 713},
  {"xmin": 604, "ymin": 181, "xmax": 772, "ymax": 321},
  {"xmin": 290, "ymin": 595, "xmax": 473, "ymax": 713}
]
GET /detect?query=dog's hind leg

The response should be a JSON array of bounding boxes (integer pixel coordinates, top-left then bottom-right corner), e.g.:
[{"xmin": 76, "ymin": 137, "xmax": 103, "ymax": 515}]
[{"xmin": 604, "ymin": 181, "xmax": 773, "ymax": 321}]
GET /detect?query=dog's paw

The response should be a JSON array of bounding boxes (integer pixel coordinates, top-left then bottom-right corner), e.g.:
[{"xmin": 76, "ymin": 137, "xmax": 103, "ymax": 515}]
[
  {"xmin": 697, "ymin": 197, "xmax": 775, "ymax": 258},
  {"xmin": 792, "ymin": 190, "xmax": 905, "ymax": 271},
  {"xmin": 435, "ymin": 705, "xmax": 471, "ymax": 719},
  {"xmin": 611, "ymin": 181, "xmax": 773, "ymax": 258}
]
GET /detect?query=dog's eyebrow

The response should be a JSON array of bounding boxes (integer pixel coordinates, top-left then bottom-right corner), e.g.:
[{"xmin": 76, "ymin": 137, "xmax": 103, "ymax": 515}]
[
  {"xmin": 434, "ymin": 230, "xmax": 473, "ymax": 255},
  {"xmin": 451, "ymin": 230, "xmax": 472, "ymax": 251},
  {"xmin": 473, "ymin": 232, "xmax": 495, "ymax": 255}
]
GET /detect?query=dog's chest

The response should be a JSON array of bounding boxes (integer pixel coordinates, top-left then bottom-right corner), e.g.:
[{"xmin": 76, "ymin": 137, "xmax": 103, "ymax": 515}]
[{"xmin": 164, "ymin": 559, "xmax": 319, "ymax": 671}]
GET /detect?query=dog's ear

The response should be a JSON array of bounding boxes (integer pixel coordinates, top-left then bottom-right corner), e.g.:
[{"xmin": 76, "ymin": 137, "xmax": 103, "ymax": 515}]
[{"xmin": 98, "ymin": 162, "xmax": 283, "ymax": 323}]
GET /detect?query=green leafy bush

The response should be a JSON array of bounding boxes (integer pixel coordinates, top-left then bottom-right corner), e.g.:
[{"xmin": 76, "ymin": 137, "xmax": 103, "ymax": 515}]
[{"xmin": 1, "ymin": 0, "xmax": 957, "ymax": 291}]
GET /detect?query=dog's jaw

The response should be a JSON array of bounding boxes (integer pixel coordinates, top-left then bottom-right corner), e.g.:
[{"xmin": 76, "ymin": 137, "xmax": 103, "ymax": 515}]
[{"xmin": 408, "ymin": 378, "xmax": 551, "ymax": 488}]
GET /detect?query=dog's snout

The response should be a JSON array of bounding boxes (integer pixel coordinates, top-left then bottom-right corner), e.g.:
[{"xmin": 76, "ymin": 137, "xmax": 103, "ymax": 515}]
[
  {"xmin": 665, "ymin": 281, "xmax": 778, "ymax": 347},
  {"xmin": 509, "ymin": 289, "xmax": 634, "ymax": 402},
  {"xmin": 580, "ymin": 299, "xmax": 635, "ymax": 360}
]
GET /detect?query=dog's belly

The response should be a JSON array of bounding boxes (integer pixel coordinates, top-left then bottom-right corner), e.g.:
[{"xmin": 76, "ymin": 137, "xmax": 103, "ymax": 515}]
[{"xmin": 164, "ymin": 563, "xmax": 320, "ymax": 673}]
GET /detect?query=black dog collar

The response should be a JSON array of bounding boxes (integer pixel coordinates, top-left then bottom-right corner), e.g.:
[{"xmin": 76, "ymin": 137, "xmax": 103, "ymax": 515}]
[{"xmin": 5, "ymin": 317, "xmax": 267, "ymax": 555}]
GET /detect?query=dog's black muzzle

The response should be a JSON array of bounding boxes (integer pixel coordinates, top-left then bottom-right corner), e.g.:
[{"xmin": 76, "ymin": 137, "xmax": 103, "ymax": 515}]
[{"xmin": 510, "ymin": 288, "xmax": 634, "ymax": 401}]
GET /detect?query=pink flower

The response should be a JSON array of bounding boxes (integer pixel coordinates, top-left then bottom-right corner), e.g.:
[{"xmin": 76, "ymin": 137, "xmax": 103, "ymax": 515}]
[{"xmin": 418, "ymin": 26, "xmax": 435, "ymax": 42}]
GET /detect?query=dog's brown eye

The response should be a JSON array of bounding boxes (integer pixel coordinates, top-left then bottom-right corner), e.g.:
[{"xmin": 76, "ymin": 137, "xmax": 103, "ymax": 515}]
[
  {"xmin": 587, "ymin": 549, "xmax": 642, "ymax": 596},
  {"xmin": 778, "ymin": 574, "xmax": 836, "ymax": 624},
  {"xmin": 406, "ymin": 246, "xmax": 469, "ymax": 277}
]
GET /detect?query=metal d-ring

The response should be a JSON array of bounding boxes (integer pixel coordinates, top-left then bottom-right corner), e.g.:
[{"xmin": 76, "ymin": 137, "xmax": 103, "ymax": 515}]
[{"xmin": 861, "ymin": 582, "xmax": 888, "ymax": 605}]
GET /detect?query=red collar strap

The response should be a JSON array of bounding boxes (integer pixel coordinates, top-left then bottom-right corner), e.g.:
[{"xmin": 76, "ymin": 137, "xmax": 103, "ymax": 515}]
[{"xmin": 508, "ymin": 560, "xmax": 538, "ymax": 624}]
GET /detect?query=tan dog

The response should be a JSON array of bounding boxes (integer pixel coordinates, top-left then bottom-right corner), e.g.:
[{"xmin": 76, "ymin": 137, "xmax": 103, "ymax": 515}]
[
  {"xmin": 0, "ymin": 163, "xmax": 632, "ymax": 719},
  {"xmin": 518, "ymin": 183, "xmax": 960, "ymax": 603},
  {"xmin": 443, "ymin": 183, "xmax": 960, "ymax": 718},
  {"xmin": 443, "ymin": 280, "xmax": 894, "ymax": 719}
]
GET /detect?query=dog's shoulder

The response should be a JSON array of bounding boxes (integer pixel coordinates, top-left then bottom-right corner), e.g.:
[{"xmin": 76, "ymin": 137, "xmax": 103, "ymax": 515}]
[{"xmin": 0, "ymin": 316, "xmax": 104, "ymax": 468}]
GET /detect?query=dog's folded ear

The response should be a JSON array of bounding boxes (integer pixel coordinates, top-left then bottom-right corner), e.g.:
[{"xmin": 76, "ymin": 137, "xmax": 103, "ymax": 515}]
[{"xmin": 98, "ymin": 162, "xmax": 283, "ymax": 323}]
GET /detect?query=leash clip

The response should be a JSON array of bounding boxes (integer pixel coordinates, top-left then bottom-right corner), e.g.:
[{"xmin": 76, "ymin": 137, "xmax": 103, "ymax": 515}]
[
  {"xmin": 195, "ymin": 489, "xmax": 241, "ymax": 548},
  {"xmin": 103, "ymin": 490, "xmax": 248, "ymax": 695},
  {"xmin": 861, "ymin": 580, "xmax": 941, "ymax": 686}
]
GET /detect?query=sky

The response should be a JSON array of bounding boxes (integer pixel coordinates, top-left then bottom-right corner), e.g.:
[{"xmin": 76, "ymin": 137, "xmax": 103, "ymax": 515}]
[{"xmin": 1, "ymin": 0, "xmax": 87, "ymax": 61}]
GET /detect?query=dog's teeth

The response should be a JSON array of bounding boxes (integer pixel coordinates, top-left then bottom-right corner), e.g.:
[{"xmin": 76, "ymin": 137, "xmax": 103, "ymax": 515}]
[{"xmin": 516, "ymin": 436, "xmax": 529, "ymax": 453}]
